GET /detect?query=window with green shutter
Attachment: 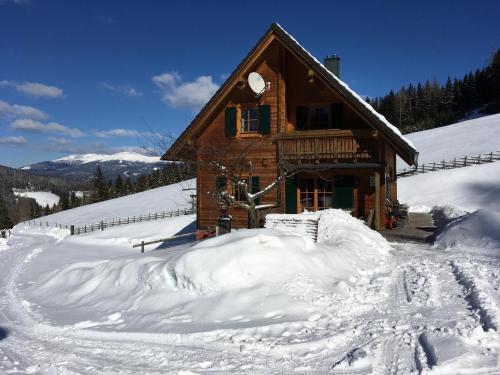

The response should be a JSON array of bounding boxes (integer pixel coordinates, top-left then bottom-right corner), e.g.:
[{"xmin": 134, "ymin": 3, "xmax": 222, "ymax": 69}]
[
  {"xmin": 225, "ymin": 107, "xmax": 237, "ymax": 137},
  {"xmin": 259, "ymin": 105, "xmax": 270, "ymax": 134}
]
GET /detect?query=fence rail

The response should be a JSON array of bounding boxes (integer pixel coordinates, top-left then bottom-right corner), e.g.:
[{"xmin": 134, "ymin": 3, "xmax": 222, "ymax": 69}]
[
  {"xmin": 397, "ymin": 151, "xmax": 500, "ymax": 178},
  {"xmin": 25, "ymin": 206, "xmax": 194, "ymax": 236}
]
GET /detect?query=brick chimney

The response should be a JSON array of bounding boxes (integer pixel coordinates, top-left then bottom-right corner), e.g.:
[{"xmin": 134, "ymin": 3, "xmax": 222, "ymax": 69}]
[{"xmin": 324, "ymin": 54, "xmax": 341, "ymax": 78}]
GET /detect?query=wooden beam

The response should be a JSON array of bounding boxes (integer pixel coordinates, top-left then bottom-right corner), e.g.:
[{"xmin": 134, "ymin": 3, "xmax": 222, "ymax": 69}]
[{"xmin": 374, "ymin": 170, "xmax": 381, "ymax": 230}]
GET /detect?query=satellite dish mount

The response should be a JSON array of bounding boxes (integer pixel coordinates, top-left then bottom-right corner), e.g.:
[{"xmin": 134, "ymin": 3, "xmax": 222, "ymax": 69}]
[{"xmin": 248, "ymin": 72, "xmax": 270, "ymax": 97}]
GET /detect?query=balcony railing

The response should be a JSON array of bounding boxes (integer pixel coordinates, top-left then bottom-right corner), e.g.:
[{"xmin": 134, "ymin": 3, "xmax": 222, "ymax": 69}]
[{"xmin": 274, "ymin": 129, "xmax": 376, "ymax": 161}]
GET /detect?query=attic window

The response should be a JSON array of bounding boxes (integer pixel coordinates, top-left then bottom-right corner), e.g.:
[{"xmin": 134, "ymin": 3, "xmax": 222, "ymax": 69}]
[{"xmin": 241, "ymin": 107, "xmax": 259, "ymax": 132}]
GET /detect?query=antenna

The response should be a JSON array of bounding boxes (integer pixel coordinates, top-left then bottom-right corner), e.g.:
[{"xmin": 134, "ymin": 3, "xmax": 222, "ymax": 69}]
[{"xmin": 248, "ymin": 72, "xmax": 270, "ymax": 97}]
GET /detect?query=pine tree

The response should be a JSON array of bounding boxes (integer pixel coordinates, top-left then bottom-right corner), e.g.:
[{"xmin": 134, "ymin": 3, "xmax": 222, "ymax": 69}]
[
  {"xmin": 92, "ymin": 165, "xmax": 108, "ymax": 202},
  {"xmin": 114, "ymin": 175, "xmax": 124, "ymax": 197},
  {"xmin": 0, "ymin": 194, "xmax": 13, "ymax": 229}
]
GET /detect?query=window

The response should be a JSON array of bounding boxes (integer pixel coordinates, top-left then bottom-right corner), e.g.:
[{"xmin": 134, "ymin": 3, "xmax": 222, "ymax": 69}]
[
  {"xmin": 296, "ymin": 103, "xmax": 344, "ymax": 131},
  {"xmin": 299, "ymin": 178, "xmax": 315, "ymax": 211},
  {"xmin": 241, "ymin": 108, "xmax": 259, "ymax": 132},
  {"xmin": 298, "ymin": 176, "xmax": 353, "ymax": 212},
  {"xmin": 296, "ymin": 106, "xmax": 330, "ymax": 130},
  {"xmin": 310, "ymin": 107, "xmax": 330, "ymax": 130},
  {"xmin": 232, "ymin": 176, "xmax": 260, "ymax": 203}
]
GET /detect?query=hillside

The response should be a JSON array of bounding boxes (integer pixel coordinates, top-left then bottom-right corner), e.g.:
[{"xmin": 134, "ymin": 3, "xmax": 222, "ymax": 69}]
[
  {"xmin": 38, "ymin": 178, "xmax": 195, "ymax": 226},
  {"xmin": 0, "ymin": 164, "xmax": 82, "ymax": 203},
  {"xmin": 23, "ymin": 151, "xmax": 169, "ymax": 181},
  {"xmin": 398, "ymin": 113, "xmax": 500, "ymax": 167}
]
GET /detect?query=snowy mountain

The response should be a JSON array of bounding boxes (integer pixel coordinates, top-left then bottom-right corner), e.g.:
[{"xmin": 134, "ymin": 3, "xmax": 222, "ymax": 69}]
[{"xmin": 22, "ymin": 151, "xmax": 169, "ymax": 181}]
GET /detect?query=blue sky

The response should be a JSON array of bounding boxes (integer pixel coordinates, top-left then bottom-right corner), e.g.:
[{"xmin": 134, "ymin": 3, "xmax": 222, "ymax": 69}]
[{"xmin": 1, "ymin": 0, "xmax": 499, "ymax": 167}]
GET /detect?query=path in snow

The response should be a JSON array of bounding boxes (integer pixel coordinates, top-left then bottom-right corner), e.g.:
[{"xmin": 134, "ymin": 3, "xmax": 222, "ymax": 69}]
[{"xmin": 0, "ymin": 233, "xmax": 499, "ymax": 373}]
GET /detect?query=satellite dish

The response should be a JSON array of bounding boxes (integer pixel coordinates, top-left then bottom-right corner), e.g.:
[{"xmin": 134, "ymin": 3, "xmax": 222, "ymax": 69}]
[{"xmin": 248, "ymin": 72, "xmax": 270, "ymax": 96}]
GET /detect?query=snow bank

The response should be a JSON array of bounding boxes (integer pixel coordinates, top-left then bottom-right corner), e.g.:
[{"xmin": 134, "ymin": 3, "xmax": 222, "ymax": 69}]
[
  {"xmin": 435, "ymin": 209, "xmax": 500, "ymax": 256},
  {"xmin": 26, "ymin": 210, "xmax": 391, "ymax": 332}
]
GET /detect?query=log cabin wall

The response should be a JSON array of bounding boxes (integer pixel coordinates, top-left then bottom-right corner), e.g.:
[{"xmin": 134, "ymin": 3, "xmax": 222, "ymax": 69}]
[{"xmin": 196, "ymin": 41, "xmax": 282, "ymax": 230}]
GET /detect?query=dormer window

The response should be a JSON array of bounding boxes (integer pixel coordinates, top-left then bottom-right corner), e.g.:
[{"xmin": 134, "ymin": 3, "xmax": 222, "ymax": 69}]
[{"xmin": 241, "ymin": 107, "xmax": 259, "ymax": 132}]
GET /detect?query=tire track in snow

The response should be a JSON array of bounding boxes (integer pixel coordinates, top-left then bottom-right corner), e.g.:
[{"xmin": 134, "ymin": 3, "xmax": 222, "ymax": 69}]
[{"xmin": 449, "ymin": 260, "xmax": 496, "ymax": 332}]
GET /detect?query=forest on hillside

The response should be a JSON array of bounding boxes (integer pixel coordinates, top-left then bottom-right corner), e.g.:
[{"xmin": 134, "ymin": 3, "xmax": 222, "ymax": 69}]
[{"xmin": 369, "ymin": 49, "xmax": 500, "ymax": 134}]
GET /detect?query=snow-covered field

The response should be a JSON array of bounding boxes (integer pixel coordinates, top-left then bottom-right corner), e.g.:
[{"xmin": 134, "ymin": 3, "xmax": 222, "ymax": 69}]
[
  {"xmin": 398, "ymin": 113, "xmax": 500, "ymax": 167},
  {"xmin": 12, "ymin": 190, "xmax": 60, "ymax": 207},
  {"xmin": 1, "ymin": 115, "xmax": 500, "ymax": 373},
  {"xmin": 36, "ymin": 178, "xmax": 195, "ymax": 226}
]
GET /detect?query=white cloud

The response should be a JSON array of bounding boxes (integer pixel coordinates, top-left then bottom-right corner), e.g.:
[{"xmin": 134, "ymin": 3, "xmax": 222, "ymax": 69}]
[
  {"xmin": 10, "ymin": 118, "xmax": 84, "ymax": 137},
  {"xmin": 0, "ymin": 135, "xmax": 27, "ymax": 146},
  {"xmin": 0, "ymin": 80, "xmax": 64, "ymax": 99},
  {"xmin": 0, "ymin": 99, "xmax": 48, "ymax": 120},
  {"xmin": 100, "ymin": 82, "xmax": 142, "ymax": 97},
  {"xmin": 152, "ymin": 72, "xmax": 219, "ymax": 111}
]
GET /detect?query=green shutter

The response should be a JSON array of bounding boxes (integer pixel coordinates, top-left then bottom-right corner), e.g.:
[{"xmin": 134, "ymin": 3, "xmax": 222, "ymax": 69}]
[
  {"xmin": 225, "ymin": 107, "xmax": 237, "ymax": 137},
  {"xmin": 334, "ymin": 175, "xmax": 354, "ymax": 209},
  {"xmin": 285, "ymin": 177, "xmax": 297, "ymax": 213},
  {"xmin": 216, "ymin": 176, "xmax": 227, "ymax": 193},
  {"xmin": 259, "ymin": 105, "xmax": 271, "ymax": 134},
  {"xmin": 331, "ymin": 103, "xmax": 344, "ymax": 129},
  {"xmin": 296, "ymin": 106, "xmax": 309, "ymax": 130},
  {"xmin": 251, "ymin": 176, "xmax": 260, "ymax": 205}
]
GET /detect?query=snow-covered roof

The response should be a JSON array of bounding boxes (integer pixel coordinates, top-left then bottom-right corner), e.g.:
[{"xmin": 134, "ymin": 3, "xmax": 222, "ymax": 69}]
[{"xmin": 164, "ymin": 23, "xmax": 419, "ymax": 166}]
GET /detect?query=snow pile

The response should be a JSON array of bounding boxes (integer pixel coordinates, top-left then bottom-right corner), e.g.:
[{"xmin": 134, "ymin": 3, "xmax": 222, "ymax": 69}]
[
  {"xmin": 398, "ymin": 113, "xmax": 500, "ymax": 167},
  {"xmin": 435, "ymin": 209, "xmax": 500, "ymax": 256},
  {"xmin": 12, "ymin": 190, "xmax": 60, "ymax": 207},
  {"xmin": 27, "ymin": 211, "xmax": 391, "ymax": 331},
  {"xmin": 317, "ymin": 209, "xmax": 391, "ymax": 253}
]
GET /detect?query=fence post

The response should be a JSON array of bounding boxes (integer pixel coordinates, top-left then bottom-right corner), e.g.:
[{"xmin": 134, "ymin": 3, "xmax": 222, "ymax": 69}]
[
  {"xmin": 464, "ymin": 156, "xmax": 467, "ymax": 166},
  {"xmin": 70, "ymin": 225, "xmax": 75, "ymax": 235},
  {"xmin": 101, "ymin": 221, "xmax": 104, "ymax": 231},
  {"xmin": 141, "ymin": 241, "xmax": 145, "ymax": 254},
  {"xmin": 490, "ymin": 152, "xmax": 493, "ymax": 161}
]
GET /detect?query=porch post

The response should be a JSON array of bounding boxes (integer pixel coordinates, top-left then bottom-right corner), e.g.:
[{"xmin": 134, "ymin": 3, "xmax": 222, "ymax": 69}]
[{"xmin": 374, "ymin": 170, "xmax": 381, "ymax": 230}]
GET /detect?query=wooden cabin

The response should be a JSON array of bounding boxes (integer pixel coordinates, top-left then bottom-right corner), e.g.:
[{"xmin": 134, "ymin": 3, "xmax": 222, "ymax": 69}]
[{"xmin": 163, "ymin": 23, "xmax": 418, "ymax": 233}]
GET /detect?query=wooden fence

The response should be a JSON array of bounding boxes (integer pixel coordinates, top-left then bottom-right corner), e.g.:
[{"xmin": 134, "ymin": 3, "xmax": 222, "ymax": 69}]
[
  {"xmin": 26, "ymin": 206, "xmax": 194, "ymax": 236},
  {"xmin": 397, "ymin": 151, "xmax": 500, "ymax": 178}
]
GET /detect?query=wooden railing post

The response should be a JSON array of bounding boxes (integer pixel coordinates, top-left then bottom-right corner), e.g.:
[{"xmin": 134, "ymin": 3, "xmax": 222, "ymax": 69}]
[{"xmin": 141, "ymin": 241, "xmax": 145, "ymax": 253}]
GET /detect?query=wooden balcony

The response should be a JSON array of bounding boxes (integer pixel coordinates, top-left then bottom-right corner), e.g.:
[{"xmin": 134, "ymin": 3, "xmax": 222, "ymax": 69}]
[{"xmin": 274, "ymin": 129, "xmax": 376, "ymax": 162}]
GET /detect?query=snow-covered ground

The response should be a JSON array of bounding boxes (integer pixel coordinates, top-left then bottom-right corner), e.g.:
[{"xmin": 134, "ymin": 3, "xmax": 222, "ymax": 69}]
[
  {"xmin": 12, "ymin": 189, "xmax": 60, "ymax": 207},
  {"xmin": 1, "ymin": 178, "xmax": 499, "ymax": 373},
  {"xmin": 1, "ymin": 114, "xmax": 500, "ymax": 373},
  {"xmin": 398, "ymin": 113, "xmax": 500, "ymax": 167}
]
